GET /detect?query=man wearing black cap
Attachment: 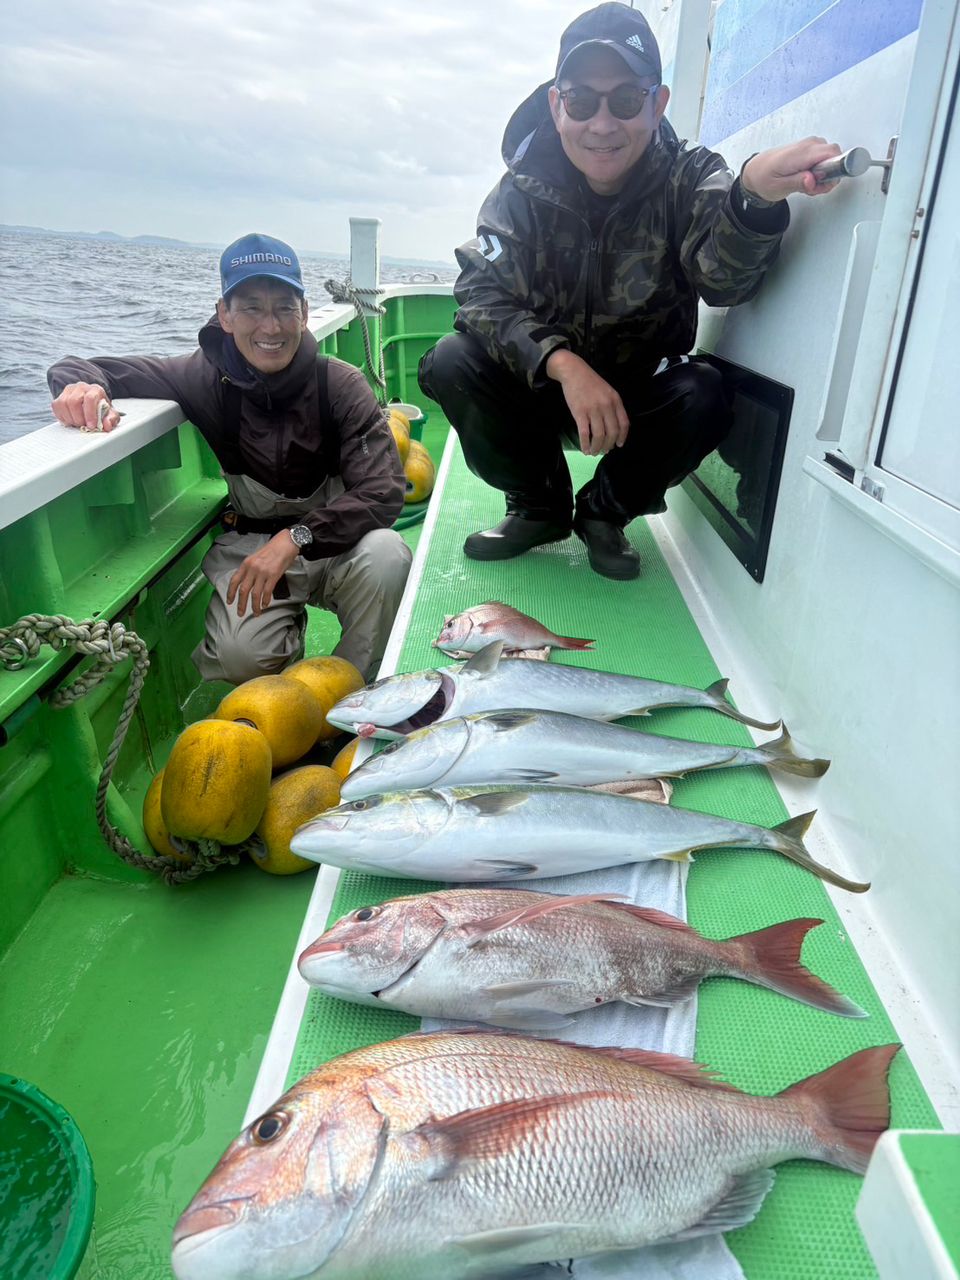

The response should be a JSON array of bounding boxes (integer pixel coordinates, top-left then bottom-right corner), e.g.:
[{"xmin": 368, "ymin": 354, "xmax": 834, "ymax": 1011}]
[
  {"xmin": 48, "ymin": 233, "xmax": 411, "ymax": 682},
  {"xmin": 419, "ymin": 2, "xmax": 840, "ymax": 579}
]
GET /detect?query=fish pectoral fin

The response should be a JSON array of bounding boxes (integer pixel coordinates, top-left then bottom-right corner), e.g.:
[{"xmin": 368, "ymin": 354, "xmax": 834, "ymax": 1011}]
[
  {"xmin": 416, "ymin": 1093, "xmax": 607, "ymax": 1180},
  {"xmin": 504, "ymin": 768, "xmax": 559, "ymax": 782},
  {"xmin": 483, "ymin": 979, "xmax": 579, "ymax": 997},
  {"xmin": 473, "ymin": 859, "xmax": 539, "ymax": 878},
  {"xmin": 461, "ymin": 641, "xmax": 504, "ymax": 676},
  {"xmin": 452, "ymin": 1223, "xmax": 590, "ymax": 1257},
  {"xmin": 458, "ymin": 791, "xmax": 530, "ymax": 816},
  {"xmin": 473, "ymin": 860, "xmax": 542, "ymax": 880},
  {"xmin": 655, "ymin": 1169, "xmax": 776, "ymax": 1242},
  {"xmin": 485, "ymin": 711, "xmax": 540, "ymax": 731}
]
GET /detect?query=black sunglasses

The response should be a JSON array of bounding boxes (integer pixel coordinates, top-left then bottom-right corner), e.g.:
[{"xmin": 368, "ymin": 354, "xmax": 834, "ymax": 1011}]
[{"xmin": 557, "ymin": 83, "xmax": 659, "ymax": 122}]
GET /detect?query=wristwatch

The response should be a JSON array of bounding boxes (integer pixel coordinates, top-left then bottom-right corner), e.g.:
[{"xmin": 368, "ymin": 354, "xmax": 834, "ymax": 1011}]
[{"xmin": 288, "ymin": 524, "xmax": 314, "ymax": 550}]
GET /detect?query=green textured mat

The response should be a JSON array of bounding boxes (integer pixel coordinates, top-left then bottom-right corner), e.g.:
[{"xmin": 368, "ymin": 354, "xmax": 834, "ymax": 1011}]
[{"xmin": 288, "ymin": 438, "xmax": 938, "ymax": 1278}]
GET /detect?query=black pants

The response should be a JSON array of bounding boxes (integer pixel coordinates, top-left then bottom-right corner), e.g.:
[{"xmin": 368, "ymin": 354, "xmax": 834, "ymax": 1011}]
[{"xmin": 418, "ymin": 332, "xmax": 732, "ymax": 525}]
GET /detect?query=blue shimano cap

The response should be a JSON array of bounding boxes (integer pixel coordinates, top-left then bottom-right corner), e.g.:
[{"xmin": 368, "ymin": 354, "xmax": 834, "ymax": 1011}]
[{"xmin": 219, "ymin": 233, "xmax": 304, "ymax": 299}]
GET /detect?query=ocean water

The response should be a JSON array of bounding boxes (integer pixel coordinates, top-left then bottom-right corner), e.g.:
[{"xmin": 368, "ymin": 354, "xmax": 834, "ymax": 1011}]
[{"xmin": 0, "ymin": 231, "xmax": 456, "ymax": 444}]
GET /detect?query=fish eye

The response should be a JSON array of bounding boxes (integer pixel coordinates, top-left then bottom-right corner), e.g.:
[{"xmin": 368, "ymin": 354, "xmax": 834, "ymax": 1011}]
[
  {"xmin": 381, "ymin": 741, "xmax": 401, "ymax": 755},
  {"xmin": 351, "ymin": 800, "xmax": 367, "ymax": 811},
  {"xmin": 354, "ymin": 906, "xmax": 380, "ymax": 922},
  {"xmin": 251, "ymin": 1112, "xmax": 287, "ymax": 1144}
]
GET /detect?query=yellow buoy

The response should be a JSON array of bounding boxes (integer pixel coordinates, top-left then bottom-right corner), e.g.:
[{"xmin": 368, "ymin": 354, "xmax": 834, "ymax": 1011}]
[
  {"xmin": 388, "ymin": 408, "xmax": 412, "ymax": 434},
  {"xmin": 161, "ymin": 720, "xmax": 272, "ymax": 844},
  {"xmin": 142, "ymin": 769, "xmax": 192, "ymax": 862},
  {"xmin": 284, "ymin": 655, "xmax": 365, "ymax": 743},
  {"xmin": 214, "ymin": 674, "xmax": 323, "ymax": 769},
  {"xmin": 330, "ymin": 736, "xmax": 361, "ymax": 780},
  {"xmin": 389, "ymin": 414, "xmax": 411, "ymax": 463},
  {"xmin": 249, "ymin": 765, "xmax": 342, "ymax": 874},
  {"xmin": 403, "ymin": 438, "xmax": 436, "ymax": 504}
]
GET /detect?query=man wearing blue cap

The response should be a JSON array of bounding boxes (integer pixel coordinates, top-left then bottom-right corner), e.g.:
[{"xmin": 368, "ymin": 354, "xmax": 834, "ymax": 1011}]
[
  {"xmin": 419, "ymin": 2, "xmax": 840, "ymax": 579},
  {"xmin": 48, "ymin": 233, "xmax": 411, "ymax": 683}
]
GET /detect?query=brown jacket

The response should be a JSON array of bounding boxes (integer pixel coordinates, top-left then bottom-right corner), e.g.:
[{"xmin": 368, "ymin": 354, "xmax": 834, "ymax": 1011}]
[{"xmin": 47, "ymin": 320, "xmax": 405, "ymax": 560}]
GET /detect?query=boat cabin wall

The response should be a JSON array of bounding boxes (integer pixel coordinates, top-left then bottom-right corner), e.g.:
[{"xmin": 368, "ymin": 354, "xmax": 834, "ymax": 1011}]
[{"xmin": 647, "ymin": 0, "xmax": 959, "ymax": 1064}]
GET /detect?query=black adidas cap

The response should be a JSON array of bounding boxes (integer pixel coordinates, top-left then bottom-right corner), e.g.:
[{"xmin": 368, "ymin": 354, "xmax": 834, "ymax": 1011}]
[{"xmin": 556, "ymin": 3, "xmax": 662, "ymax": 83}]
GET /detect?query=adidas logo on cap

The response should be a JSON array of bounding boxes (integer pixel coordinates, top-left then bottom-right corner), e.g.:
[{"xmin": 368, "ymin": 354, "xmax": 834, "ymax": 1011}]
[{"xmin": 625, "ymin": 33, "xmax": 645, "ymax": 52}]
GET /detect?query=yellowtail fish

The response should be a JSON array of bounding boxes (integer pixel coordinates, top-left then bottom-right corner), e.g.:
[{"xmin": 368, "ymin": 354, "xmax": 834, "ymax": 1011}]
[
  {"xmin": 327, "ymin": 641, "xmax": 781, "ymax": 740},
  {"xmin": 291, "ymin": 784, "xmax": 869, "ymax": 893},
  {"xmin": 434, "ymin": 601, "xmax": 595, "ymax": 656},
  {"xmin": 172, "ymin": 1030, "xmax": 899, "ymax": 1280},
  {"xmin": 299, "ymin": 888, "xmax": 866, "ymax": 1027},
  {"xmin": 340, "ymin": 710, "xmax": 828, "ymax": 798}
]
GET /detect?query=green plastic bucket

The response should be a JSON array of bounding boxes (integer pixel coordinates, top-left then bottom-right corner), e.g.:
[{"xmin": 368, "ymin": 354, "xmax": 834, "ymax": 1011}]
[
  {"xmin": 388, "ymin": 399, "xmax": 428, "ymax": 441},
  {"xmin": 0, "ymin": 1075, "xmax": 96, "ymax": 1280}
]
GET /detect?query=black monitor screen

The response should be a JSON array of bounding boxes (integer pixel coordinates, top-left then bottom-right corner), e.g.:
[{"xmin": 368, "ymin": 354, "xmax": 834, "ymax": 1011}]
[{"xmin": 681, "ymin": 353, "xmax": 794, "ymax": 582}]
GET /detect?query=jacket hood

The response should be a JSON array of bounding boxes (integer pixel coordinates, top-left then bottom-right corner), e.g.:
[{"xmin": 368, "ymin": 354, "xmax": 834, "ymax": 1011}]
[
  {"xmin": 197, "ymin": 315, "xmax": 319, "ymax": 403},
  {"xmin": 501, "ymin": 79, "xmax": 680, "ymax": 201}
]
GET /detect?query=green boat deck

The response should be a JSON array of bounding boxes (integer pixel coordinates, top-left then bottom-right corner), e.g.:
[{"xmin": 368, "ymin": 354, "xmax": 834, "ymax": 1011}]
[
  {"xmin": 0, "ymin": 347, "xmax": 941, "ymax": 1277},
  {"xmin": 286, "ymin": 433, "xmax": 940, "ymax": 1280}
]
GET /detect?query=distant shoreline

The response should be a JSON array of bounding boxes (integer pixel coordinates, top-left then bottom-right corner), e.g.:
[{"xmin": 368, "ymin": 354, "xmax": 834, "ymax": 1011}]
[{"xmin": 0, "ymin": 224, "xmax": 455, "ymax": 270}]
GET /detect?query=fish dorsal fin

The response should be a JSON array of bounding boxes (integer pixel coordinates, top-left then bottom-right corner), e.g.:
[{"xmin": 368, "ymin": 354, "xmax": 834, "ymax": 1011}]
[
  {"xmin": 413, "ymin": 1091, "xmax": 613, "ymax": 1176},
  {"xmin": 456, "ymin": 790, "xmax": 529, "ymax": 817},
  {"xmin": 705, "ymin": 676, "xmax": 729, "ymax": 697},
  {"xmin": 461, "ymin": 893, "xmax": 629, "ymax": 947},
  {"xmin": 656, "ymin": 1169, "xmax": 776, "ymax": 1243},
  {"xmin": 460, "ymin": 640, "xmax": 504, "ymax": 676},
  {"xmin": 602, "ymin": 902, "xmax": 693, "ymax": 933},
  {"xmin": 533, "ymin": 1037, "xmax": 740, "ymax": 1092}
]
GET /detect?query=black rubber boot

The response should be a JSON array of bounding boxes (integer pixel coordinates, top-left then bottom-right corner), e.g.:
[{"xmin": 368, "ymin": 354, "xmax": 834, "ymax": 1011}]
[
  {"xmin": 573, "ymin": 516, "xmax": 641, "ymax": 580},
  {"xmin": 464, "ymin": 513, "xmax": 573, "ymax": 561}
]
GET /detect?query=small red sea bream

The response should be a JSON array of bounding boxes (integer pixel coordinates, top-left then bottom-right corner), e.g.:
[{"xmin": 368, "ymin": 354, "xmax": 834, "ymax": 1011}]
[
  {"xmin": 172, "ymin": 1029, "xmax": 900, "ymax": 1280},
  {"xmin": 298, "ymin": 887, "xmax": 866, "ymax": 1028},
  {"xmin": 434, "ymin": 601, "xmax": 594, "ymax": 656}
]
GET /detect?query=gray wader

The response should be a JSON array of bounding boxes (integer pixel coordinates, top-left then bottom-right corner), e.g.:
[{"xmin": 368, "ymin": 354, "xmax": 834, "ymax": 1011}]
[{"xmin": 192, "ymin": 472, "xmax": 411, "ymax": 685}]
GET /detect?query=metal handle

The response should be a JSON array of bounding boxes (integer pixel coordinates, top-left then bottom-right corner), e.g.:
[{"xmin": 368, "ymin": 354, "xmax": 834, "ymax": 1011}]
[{"xmin": 813, "ymin": 146, "xmax": 893, "ymax": 183}]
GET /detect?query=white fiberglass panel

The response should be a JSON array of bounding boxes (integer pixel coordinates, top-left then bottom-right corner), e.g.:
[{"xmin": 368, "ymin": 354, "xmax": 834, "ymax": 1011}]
[{"xmin": 878, "ymin": 106, "xmax": 960, "ymax": 515}]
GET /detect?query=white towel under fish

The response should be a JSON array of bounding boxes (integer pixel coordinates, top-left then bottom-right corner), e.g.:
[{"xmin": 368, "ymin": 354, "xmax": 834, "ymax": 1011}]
[{"xmin": 421, "ymin": 855, "xmax": 744, "ymax": 1280}]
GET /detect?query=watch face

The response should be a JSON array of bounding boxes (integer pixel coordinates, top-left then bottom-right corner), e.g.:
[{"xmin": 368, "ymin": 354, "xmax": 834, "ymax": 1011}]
[{"xmin": 291, "ymin": 524, "xmax": 313, "ymax": 547}]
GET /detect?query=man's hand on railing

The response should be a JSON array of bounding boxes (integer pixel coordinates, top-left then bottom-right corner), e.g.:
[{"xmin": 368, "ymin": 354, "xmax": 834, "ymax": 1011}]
[{"xmin": 51, "ymin": 383, "xmax": 124, "ymax": 433}]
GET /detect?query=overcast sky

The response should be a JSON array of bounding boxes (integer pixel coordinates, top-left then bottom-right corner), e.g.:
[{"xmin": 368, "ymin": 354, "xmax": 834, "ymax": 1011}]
[{"xmin": 1, "ymin": 0, "xmax": 606, "ymax": 262}]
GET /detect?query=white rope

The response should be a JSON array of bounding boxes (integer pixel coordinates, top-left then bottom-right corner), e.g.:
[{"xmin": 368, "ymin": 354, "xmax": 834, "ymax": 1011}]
[{"xmin": 323, "ymin": 278, "xmax": 388, "ymax": 403}]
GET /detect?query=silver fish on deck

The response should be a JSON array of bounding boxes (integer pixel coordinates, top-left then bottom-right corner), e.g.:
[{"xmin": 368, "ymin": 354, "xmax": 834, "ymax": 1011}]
[
  {"xmin": 299, "ymin": 888, "xmax": 866, "ymax": 1026},
  {"xmin": 434, "ymin": 601, "xmax": 595, "ymax": 657},
  {"xmin": 340, "ymin": 709, "xmax": 829, "ymax": 798},
  {"xmin": 172, "ymin": 1030, "xmax": 899, "ymax": 1280},
  {"xmin": 327, "ymin": 641, "xmax": 781, "ymax": 739},
  {"xmin": 291, "ymin": 784, "xmax": 869, "ymax": 892}
]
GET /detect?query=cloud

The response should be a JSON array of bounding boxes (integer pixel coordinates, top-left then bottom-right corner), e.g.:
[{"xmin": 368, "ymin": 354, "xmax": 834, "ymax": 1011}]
[{"xmin": 0, "ymin": 0, "xmax": 595, "ymax": 259}]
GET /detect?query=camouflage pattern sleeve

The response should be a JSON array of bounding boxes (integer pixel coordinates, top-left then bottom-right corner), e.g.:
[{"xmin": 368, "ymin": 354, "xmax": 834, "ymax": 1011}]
[
  {"xmin": 453, "ymin": 178, "xmax": 572, "ymax": 389},
  {"xmin": 672, "ymin": 147, "xmax": 789, "ymax": 307}
]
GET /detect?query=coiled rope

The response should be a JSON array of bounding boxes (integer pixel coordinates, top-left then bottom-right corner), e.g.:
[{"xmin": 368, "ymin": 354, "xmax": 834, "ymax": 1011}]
[
  {"xmin": 0, "ymin": 614, "xmax": 236, "ymax": 885},
  {"xmin": 323, "ymin": 278, "xmax": 387, "ymax": 404}
]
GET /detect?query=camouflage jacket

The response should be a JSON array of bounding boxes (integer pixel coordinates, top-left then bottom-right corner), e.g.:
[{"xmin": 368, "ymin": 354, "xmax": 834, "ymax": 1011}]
[{"xmin": 454, "ymin": 89, "xmax": 789, "ymax": 389}]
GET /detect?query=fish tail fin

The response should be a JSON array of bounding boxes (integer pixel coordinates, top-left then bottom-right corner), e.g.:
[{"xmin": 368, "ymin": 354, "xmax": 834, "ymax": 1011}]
[
  {"xmin": 769, "ymin": 812, "xmax": 871, "ymax": 894},
  {"xmin": 556, "ymin": 636, "xmax": 596, "ymax": 650},
  {"xmin": 780, "ymin": 1044, "xmax": 901, "ymax": 1172},
  {"xmin": 759, "ymin": 726, "xmax": 831, "ymax": 778},
  {"xmin": 722, "ymin": 918, "xmax": 867, "ymax": 1018},
  {"xmin": 704, "ymin": 678, "xmax": 781, "ymax": 731}
]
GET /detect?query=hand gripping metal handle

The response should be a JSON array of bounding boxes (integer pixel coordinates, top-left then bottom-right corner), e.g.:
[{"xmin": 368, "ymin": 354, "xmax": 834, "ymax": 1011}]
[{"xmin": 813, "ymin": 145, "xmax": 895, "ymax": 185}]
